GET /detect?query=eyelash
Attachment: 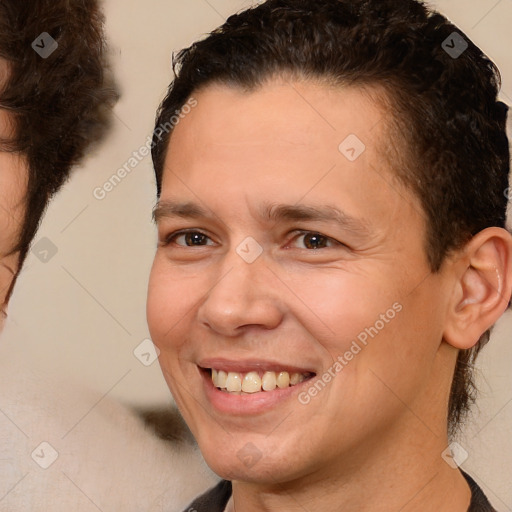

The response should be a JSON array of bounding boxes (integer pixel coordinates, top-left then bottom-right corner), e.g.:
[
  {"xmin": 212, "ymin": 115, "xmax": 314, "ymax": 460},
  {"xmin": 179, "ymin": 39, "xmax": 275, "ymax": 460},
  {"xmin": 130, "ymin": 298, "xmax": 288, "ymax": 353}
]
[{"xmin": 162, "ymin": 229, "xmax": 341, "ymax": 250}]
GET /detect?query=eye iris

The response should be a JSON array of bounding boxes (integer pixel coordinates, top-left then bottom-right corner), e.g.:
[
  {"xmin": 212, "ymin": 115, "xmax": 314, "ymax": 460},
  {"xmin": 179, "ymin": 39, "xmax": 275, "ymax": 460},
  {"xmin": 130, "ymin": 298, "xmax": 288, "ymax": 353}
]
[
  {"xmin": 304, "ymin": 233, "xmax": 327, "ymax": 249},
  {"xmin": 185, "ymin": 232, "xmax": 207, "ymax": 246}
]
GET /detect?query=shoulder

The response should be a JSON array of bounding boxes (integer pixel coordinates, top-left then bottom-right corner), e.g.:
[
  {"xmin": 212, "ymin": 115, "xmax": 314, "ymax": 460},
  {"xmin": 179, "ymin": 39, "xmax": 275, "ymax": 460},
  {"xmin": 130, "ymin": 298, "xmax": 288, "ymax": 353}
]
[
  {"xmin": 182, "ymin": 481, "xmax": 232, "ymax": 512},
  {"xmin": 462, "ymin": 471, "xmax": 497, "ymax": 512}
]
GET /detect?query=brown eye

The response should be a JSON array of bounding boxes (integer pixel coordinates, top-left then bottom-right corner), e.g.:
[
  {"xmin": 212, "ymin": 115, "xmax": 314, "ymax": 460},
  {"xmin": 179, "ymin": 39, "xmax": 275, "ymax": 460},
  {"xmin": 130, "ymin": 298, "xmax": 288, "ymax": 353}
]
[
  {"xmin": 290, "ymin": 232, "xmax": 336, "ymax": 250},
  {"xmin": 184, "ymin": 232, "xmax": 208, "ymax": 246},
  {"xmin": 171, "ymin": 231, "xmax": 214, "ymax": 247},
  {"xmin": 302, "ymin": 233, "xmax": 330, "ymax": 249}
]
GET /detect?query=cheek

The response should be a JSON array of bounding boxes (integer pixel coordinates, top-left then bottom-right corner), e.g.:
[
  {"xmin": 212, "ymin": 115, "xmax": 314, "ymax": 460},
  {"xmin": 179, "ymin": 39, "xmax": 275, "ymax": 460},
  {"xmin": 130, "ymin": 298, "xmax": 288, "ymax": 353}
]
[
  {"xmin": 337, "ymin": 284, "xmax": 446, "ymax": 416},
  {"xmin": 147, "ymin": 270, "xmax": 185, "ymax": 398},
  {"xmin": 146, "ymin": 258, "xmax": 203, "ymax": 355},
  {"xmin": 286, "ymin": 268, "xmax": 402, "ymax": 353},
  {"xmin": 298, "ymin": 271, "xmax": 441, "ymax": 409},
  {"xmin": 147, "ymin": 269, "xmax": 177, "ymax": 348}
]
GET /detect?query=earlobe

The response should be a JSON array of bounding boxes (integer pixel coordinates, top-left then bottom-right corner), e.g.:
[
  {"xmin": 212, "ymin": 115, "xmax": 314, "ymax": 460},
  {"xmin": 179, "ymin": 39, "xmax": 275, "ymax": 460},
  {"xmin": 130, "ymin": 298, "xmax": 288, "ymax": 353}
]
[{"xmin": 444, "ymin": 227, "xmax": 512, "ymax": 350}]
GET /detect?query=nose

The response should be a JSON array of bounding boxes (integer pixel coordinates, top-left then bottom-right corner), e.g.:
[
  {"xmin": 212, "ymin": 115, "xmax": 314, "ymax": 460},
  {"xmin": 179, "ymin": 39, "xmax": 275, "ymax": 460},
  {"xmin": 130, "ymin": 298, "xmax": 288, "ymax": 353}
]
[{"xmin": 196, "ymin": 250, "xmax": 284, "ymax": 337}]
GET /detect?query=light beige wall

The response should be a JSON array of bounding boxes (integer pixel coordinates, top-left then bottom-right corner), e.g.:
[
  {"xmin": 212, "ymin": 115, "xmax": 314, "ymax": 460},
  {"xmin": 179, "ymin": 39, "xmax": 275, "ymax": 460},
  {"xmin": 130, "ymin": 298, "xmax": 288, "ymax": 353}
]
[{"xmin": 1, "ymin": 0, "xmax": 510, "ymax": 507}]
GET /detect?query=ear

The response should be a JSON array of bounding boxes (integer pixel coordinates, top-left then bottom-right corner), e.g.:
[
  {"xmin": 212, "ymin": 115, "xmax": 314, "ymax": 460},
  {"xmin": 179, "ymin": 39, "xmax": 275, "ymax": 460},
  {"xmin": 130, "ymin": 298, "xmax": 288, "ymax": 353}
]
[{"xmin": 443, "ymin": 227, "xmax": 512, "ymax": 350}]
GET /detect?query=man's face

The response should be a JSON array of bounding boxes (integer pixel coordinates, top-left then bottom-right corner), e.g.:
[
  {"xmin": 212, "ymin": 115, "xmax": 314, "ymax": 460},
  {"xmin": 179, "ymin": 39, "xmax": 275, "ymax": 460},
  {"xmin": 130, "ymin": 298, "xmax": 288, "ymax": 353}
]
[
  {"xmin": 147, "ymin": 80, "xmax": 454, "ymax": 483},
  {"xmin": 0, "ymin": 107, "xmax": 26, "ymax": 326}
]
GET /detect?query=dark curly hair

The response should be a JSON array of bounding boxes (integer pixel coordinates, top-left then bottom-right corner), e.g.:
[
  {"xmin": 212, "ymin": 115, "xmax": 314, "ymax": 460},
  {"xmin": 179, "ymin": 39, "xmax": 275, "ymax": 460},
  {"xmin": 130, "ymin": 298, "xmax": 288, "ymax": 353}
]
[
  {"xmin": 0, "ymin": 0, "xmax": 118, "ymax": 277},
  {"xmin": 151, "ymin": 0, "xmax": 510, "ymax": 434}
]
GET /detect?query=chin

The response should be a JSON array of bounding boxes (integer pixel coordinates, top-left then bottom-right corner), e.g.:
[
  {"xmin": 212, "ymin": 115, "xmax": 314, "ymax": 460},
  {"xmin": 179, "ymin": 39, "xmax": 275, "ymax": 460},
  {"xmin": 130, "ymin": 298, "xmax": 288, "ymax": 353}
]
[{"xmin": 199, "ymin": 434, "xmax": 302, "ymax": 484}]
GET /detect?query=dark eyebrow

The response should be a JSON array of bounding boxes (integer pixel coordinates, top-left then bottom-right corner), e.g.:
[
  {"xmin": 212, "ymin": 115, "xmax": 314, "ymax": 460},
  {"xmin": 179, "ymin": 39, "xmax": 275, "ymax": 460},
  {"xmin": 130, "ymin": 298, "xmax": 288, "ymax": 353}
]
[
  {"xmin": 153, "ymin": 200, "xmax": 371, "ymax": 237},
  {"xmin": 262, "ymin": 203, "xmax": 371, "ymax": 236},
  {"xmin": 152, "ymin": 200, "xmax": 210, "ymax": 223}
]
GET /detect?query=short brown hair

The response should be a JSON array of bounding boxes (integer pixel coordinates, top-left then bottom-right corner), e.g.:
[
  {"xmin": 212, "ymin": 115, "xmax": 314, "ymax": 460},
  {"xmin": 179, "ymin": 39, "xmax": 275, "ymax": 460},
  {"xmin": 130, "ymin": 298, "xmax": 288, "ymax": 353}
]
[
  {"xmin": 0, "ymin": 0, "xmax": 118, "ymax": 271},
  {"xmin": 151, "ymin": 0, "xmax": 510, "ymax": 434}
]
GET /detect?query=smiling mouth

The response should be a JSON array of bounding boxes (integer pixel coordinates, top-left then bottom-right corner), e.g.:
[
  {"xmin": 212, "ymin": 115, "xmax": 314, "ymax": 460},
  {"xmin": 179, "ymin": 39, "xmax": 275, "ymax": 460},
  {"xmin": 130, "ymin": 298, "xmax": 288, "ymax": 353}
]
[{"xmin": 208, "ymin": 368, "xmax": 315, "ymax": 394}]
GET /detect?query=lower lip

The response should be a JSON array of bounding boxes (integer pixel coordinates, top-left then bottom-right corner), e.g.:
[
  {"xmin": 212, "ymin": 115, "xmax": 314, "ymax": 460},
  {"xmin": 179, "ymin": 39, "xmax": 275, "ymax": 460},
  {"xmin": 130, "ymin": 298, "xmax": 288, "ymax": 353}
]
[{"xmin": 200, "ymin": 369, "xmax": 313, "ymax": 415}]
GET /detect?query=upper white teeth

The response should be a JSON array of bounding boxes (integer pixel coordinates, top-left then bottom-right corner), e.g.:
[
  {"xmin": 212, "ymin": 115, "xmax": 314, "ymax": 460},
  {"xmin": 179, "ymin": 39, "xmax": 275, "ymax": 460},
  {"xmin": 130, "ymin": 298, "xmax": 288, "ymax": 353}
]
[
  {"xmin": 277, "ymin": 371, "xmax": 290, "ymax": 388},
  {"xmin": 211, "ymin": 369, "xmax": 308, "ymax": 393},
  {"xmin": 242, "ymin": 371, "xmax": 261, "ymax": 393},
  {"xmin": 225, "ymin": 371, "xmax": 242, "ymax": 392},
  {"xmin": 262, "ymin": 371, "xmax": 276, "ymax": 391}
]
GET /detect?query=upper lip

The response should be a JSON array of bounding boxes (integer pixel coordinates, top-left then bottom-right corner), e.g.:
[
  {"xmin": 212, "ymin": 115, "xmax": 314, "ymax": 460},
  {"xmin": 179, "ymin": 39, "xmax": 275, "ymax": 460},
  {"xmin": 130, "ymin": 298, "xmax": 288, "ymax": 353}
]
[{"xmin": 198, "ymin": 358, "xmax": 316, "ymax": 375}]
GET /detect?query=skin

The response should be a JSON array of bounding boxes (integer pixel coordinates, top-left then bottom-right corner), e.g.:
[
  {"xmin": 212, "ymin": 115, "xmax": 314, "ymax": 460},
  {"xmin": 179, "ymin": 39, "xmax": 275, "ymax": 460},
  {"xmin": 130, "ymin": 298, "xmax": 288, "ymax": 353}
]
[
  {"xmin": 147, "ymin": 79, "xmax": 512, "ymax": 511},
  {"xmin": 0, "ymin": 106, "xmax": 26, "ymax": 326}
]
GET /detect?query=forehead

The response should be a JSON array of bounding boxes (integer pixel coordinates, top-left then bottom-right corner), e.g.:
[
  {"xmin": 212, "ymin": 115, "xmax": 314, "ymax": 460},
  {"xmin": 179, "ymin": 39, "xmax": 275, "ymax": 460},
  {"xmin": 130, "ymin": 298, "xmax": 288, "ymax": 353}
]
[
  {"xmin": 164, "ymin": 81, "xmax": 389, "ymax": 199},
  {"xmin": 168, "ymin": 80, "xmax": 388, "ymax": 163},
  {"xmin": 163, "ymin": 79, "xmax": 412, "ymax": 208}
]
